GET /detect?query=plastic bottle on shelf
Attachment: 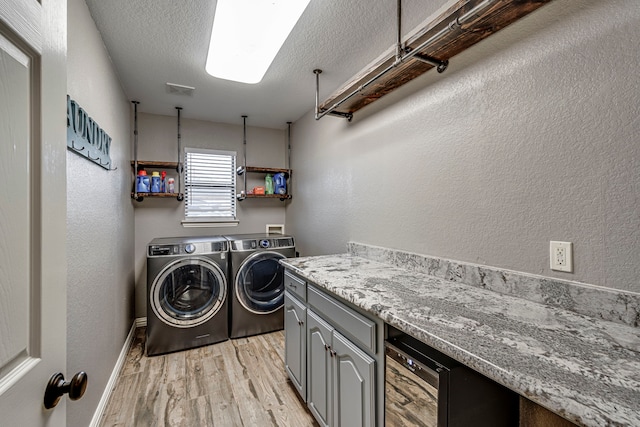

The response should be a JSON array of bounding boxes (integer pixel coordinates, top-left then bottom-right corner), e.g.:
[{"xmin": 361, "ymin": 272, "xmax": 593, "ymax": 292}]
[
  {"xmin": 265, "ymin": 174, "xmax": 274, "ymax": 195},
  {"xmin": 167, "ymin": 178, "xmax": 175, "ymax": 193},
  {"xmin": 161, "ymin": 170, "xmax": 167, "ymax": 192},
  {"xmin": 136, "ymin": 170, "xmax": 150, "ymax": 193},
  {"xmin": 150, "ymin": 171, "xmax": 162, "ymax": 193},
  {"xmin": 274, "ymin": 172, "xmax": 287, "ymax": 195}
]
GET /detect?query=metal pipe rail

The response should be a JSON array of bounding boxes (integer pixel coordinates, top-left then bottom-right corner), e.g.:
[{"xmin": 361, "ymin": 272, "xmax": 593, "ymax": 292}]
[
  {"xmin": 287, "ymin": 121, "xmax": 292, "ymax": 198},
  {"xmin": 315, "ymin": 0, "xmax": 495, "ymax": 121},
  {"xmin": 132, "ymin": 101, "xmax": 140, "ymax": 200},
  {"xmin": 236, "ymin": 115, "xmax": 248, "ymax": 201},
  {"xmin": 175, "ymin": 107, "xmax": 184, "ymax": 201}
]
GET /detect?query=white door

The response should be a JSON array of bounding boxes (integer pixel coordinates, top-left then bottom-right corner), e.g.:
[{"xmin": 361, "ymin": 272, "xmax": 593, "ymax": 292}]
[{"xmin": 0, "ymin": 0, "xmax": 67, "ymax": 426}]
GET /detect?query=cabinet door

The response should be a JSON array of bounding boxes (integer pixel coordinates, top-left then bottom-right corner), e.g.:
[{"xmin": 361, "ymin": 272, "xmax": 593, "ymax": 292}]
[
  {"xmin": 332, "ymin": 331, "xmax": 376, "ymax": 427},
  {"xmin": 284, "ymin": 292, "xmax": 307, "ymax": 400},
  {"xmin": 307, "ymin": 310, "xmax": 334, "ymax": 427}
]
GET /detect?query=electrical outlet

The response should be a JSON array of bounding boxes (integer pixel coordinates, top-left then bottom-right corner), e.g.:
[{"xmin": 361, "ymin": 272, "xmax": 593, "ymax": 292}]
[{"xmin": 550, "ymin": 241, "xmax": 573, "ymax": 272}]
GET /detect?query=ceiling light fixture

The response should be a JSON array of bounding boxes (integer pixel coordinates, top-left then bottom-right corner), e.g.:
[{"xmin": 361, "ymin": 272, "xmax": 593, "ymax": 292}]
[{"xmin": 206, "ymin": 0, "xmax": 311, "ymax": 84}]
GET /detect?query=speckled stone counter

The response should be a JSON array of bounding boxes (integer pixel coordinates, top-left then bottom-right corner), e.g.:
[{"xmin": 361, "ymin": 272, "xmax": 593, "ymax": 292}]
[{"xmin": 281, "ymin": 249, "xmax": 640, "ymax": 427}]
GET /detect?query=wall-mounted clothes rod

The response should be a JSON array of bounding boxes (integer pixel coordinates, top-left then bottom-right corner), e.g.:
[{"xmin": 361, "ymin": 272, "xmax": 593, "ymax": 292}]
[
  {"xmin": 314, "ymin": 0, "xmax": 498, "ymax": 121},
  {"xmin": 314, "ymin": 69, "xmax": 354, "ymax": 121}
]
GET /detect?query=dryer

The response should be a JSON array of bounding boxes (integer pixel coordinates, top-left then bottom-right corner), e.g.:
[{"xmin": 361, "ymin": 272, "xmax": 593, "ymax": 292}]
[
  {"xmin": 225, "ymin": 234, "xmax": 295, "ymax": 338},
  {"xmin": 146, "ymin": 236, "xmax": 229, "ymax": 356}
]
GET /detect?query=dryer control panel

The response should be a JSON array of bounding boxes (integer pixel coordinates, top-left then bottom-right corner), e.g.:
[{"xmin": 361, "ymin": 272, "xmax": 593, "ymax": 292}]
[
  {"xmin": 149, "ymin": 245, "xmax": 178, "ymax": 256},
  {"xmin": 148, "ymin": 241, "xmax": 228, "ymax": 256}
]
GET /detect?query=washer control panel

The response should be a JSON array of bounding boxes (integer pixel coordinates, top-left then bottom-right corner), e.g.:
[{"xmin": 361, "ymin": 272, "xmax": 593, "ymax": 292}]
[{"xmin": 229, "ymin": 237, "xmax": 295, "ymax": 251}]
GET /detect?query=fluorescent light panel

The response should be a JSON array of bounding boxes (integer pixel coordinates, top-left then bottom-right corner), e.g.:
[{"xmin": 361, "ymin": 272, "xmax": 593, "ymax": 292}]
[{"xmin": 206, "ymin": 0, "xmax": 311, "ymax": 84}]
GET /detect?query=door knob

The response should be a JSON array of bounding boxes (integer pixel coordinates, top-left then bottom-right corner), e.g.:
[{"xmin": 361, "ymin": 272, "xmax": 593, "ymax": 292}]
[{"xmin": 44, "ymin": 371, "xmax": 88, "ymax": 409}]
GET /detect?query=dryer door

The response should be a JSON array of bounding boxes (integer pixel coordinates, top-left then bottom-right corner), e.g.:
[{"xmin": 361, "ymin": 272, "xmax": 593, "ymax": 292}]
[
  {"xmin": 151, "ymin": 257, "xmax": 227, "ymax": 328},
  {"xmin": 235, "ymin": 251, "xmax": 285, "ymax": 314}
]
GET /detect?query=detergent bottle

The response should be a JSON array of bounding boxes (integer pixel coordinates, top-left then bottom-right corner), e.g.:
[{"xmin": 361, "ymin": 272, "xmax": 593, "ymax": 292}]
[
  {"xmin": 150, "ymin": 171, "xmax": 162, "ymax": 193},
  {"xmin": 136, "ymin": 170, "xmax": 150, "ymax": 192},
  {"xmin": 274, "ymin": 172, "xmax": 287, "ymax": 195},
  {"xmin": 265, "ymin": 174, "xmax": 274, "ymax": 195}
]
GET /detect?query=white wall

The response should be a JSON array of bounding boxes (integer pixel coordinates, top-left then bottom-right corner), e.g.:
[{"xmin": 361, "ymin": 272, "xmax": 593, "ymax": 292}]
[
  {"xmin": 66, "ymin": 0, "xmax": 135, "ymax": 425},
  {"xmin": 287, "ymin": 0, "xmax": 640, "ymax": 294},
  {"xmin": 133, "ymin": 113, "xmax": 287, "ymax": 317}
]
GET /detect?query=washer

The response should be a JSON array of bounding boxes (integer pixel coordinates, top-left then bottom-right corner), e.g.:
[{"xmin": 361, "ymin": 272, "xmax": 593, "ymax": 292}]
[
  {"xmin": 146, "ymin": 236, "xmax": 229, "ymax": 356},
  {"xmin": 225, "ymin": 234, "xmax": 295, "ymax": 339}
]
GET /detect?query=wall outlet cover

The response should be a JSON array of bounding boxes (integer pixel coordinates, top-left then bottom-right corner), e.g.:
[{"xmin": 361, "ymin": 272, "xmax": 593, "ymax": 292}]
[{"xmin": 550, "ymin": 241, "xmax": 573, "ymax": 272}]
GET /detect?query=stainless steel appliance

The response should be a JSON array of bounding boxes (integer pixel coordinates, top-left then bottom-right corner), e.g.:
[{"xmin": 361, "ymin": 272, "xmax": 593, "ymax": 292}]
[
  {"xmin": 146, "ymin": 236, "xmax": 229, "ymax": 356},
  {"xmin": 385, "ymin": 325, "xmax": 518, "ymax": 427},
  {"xmin": 225, "ymin": 234, "xmax": 295, "ymax": 338}
]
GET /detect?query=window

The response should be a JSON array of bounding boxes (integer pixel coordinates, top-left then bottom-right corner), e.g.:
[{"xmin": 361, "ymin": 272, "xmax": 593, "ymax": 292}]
[{"xmin": 183, "ymin": 148, "xmax": 237, "ymax": 224}]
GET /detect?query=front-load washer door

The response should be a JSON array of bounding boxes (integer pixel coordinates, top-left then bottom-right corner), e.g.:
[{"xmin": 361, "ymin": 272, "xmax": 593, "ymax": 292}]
[
  {"xmin": 151, "ymin": 257, "xmax": 227, "ymax": 328},
  {"xmin": 235, "ymin": 251, "xmax": 285, "ymax": 314}
]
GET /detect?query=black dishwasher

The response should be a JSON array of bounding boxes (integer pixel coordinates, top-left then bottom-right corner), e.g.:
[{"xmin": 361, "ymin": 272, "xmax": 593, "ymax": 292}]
[{"xmin": 385, "ymin": 325, "xmax": 519, "ymax": 427}]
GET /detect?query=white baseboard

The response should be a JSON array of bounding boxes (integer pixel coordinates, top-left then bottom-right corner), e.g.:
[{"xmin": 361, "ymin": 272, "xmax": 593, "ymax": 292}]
[{"xmin": 89, "ymin": 318, "xmax": 143, "ymax": 427}]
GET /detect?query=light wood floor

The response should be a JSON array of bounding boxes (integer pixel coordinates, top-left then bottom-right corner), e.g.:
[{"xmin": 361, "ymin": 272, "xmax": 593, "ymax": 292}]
[{"xmin": 99, "ymin": 328, "xmax": 318, "ymax": 427}]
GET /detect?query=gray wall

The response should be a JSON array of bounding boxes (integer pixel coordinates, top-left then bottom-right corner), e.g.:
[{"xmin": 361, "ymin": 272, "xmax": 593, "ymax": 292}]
[
  {"xmin": 134, "ymin": 113, "xmax": 287, "ymax": 317},
  {"xmin": 67, "ymin": 0, "xmax": 135, "ymax": 425},
  {"xmin": 287, "ymin": 0, "xmax": 640, "ymax": 294}
]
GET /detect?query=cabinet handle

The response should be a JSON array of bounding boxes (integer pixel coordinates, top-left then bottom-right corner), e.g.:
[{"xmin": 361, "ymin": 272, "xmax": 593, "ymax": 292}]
[
  {"xmin": 324, "ymin": 344, "xmax": 330, "ymax": 352},
  {"xmin": 330, "ymin": 350, "xmax": 336, "ymax": 358},
  {"xmin": 298, "ymin": 320, "xmax": 304, "ymax": 326}
]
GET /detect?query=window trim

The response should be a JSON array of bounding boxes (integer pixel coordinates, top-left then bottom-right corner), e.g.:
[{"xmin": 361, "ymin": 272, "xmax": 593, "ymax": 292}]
[{"xmin": 182, "ymin": 147, "xmax": 238, "ymax": 226}]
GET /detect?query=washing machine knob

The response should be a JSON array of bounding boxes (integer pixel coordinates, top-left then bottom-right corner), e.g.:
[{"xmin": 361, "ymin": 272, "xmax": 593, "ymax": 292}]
[
  {"xmin": 259, "ymin": 239, "xmax": 270, "ymax": 249},
  {"xmin": 184, "ymin": 243, "xmax": 196, "ymax": 254}
]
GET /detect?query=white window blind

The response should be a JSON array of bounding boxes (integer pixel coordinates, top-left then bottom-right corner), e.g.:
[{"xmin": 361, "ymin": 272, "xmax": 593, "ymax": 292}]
[{"xmin": 184, "ymin": 148, "xmax": 236, "ymax": 222}]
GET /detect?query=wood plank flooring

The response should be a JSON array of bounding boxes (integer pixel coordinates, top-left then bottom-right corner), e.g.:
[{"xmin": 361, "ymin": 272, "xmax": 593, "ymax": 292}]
[{"xmin": 99, "ymin": 328, "xmax": 318, "ymax": 427}]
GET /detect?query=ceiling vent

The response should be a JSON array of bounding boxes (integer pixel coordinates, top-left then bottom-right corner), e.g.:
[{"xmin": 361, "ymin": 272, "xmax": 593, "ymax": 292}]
[{"xmin": 166, "ymin": 82, "xmax": 195, "ymax": 96}]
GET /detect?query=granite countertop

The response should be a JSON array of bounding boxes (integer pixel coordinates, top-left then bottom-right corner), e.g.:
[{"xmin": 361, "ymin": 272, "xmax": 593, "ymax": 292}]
[{"xmin": 281, "ymin": 254, "xmax": 640, "ymax": 427}]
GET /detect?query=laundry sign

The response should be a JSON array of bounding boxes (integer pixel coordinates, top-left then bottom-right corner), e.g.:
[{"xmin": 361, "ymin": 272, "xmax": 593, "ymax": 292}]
[{"xmin": 66, "ymin": 95, "xmax": 114, "ymax": 170}]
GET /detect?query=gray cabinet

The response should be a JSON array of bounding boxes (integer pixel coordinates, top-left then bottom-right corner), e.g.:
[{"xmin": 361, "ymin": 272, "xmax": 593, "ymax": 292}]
[
  {"xmin": 307, "ymin": 309, "xmax": 376, "ymax": 427},
  {"xmin": 308, "ymin": 286, "xmax": 376, "ymax": 352},
  {"xmin": 284, "ymin": 291, "xmax": 307, "ymax": 400},
  {"xmin": 332, "ymin": 331, "xmax": 375, "ymax": 427},
  {"xmin": 285, "ymin": 270, "xmax": 306, "ymax": 300},
  {"xmin": 284, "ymin": 271, "xmax": 382, "ymax": 427},
  {"xmin": 307, "ymin": 310, "xmax": 333, "ymax": 427}
]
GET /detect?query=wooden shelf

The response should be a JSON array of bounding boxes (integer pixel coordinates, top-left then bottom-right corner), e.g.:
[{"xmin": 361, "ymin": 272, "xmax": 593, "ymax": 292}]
[
  {"xmin": 243, "ymin": 166, "xmax": 291, "ymax": 177},
  {"xmin": 319, "ymin": 0, "xmax": 551, "ymax": 116},
  {"xmin": 131, "ymin": 160, "xmax": 183, "ymax": 201},
  {"xmin": 131, "ymin": 160, "xmax": 180, "ymax": 170},
  {"xmin": 238, "ymin": 166, "xmax": 292, "ymax": 201},
  {"xmin": 245, "ymin": 194, "xmax": 292, "ymax": 200},
  {"xmin": 130, "ymin": 192, "xmax": 181, "ymax": 198}
]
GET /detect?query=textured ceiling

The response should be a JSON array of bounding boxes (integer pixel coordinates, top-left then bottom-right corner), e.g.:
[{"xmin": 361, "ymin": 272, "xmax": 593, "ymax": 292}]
[{"xmin": 83, "ymin": 0, "xmax": 450, "ymax": 129}]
